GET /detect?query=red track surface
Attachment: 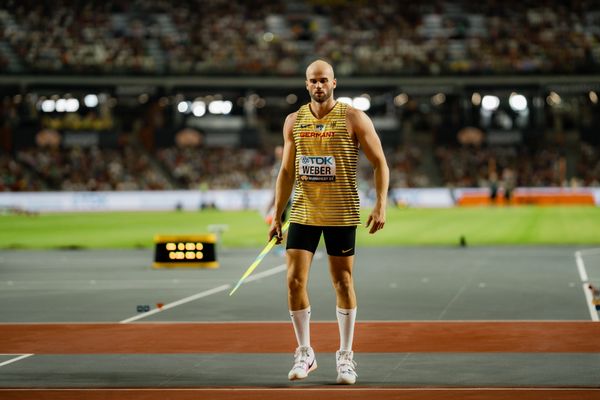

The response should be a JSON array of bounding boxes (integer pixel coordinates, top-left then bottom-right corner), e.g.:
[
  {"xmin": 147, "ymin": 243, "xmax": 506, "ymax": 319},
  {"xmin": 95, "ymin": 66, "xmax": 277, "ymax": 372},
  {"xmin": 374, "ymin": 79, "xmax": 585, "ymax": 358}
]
[
  {"xmin": 1, "ymin": 321, "xmax": 599, "ymax": 353},
  {"xmin": 2, "ymin": 321, "xmax": 599, "ymax": 399}
]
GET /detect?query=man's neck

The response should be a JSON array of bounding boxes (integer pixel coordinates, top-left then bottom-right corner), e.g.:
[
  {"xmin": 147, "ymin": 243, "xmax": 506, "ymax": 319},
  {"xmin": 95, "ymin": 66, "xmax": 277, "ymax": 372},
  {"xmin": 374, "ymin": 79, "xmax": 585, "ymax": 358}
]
[{"xmin": 310, "ymin": 98, "xmax": 336, "ymax": 119}]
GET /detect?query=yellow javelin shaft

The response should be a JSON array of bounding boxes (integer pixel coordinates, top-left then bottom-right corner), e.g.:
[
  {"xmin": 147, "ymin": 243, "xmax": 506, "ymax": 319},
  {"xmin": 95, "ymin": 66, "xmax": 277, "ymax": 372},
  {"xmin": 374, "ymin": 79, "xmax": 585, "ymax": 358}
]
[{"xmin": 229, "ymin": 220, "xmax": 290, "ymax": 296}]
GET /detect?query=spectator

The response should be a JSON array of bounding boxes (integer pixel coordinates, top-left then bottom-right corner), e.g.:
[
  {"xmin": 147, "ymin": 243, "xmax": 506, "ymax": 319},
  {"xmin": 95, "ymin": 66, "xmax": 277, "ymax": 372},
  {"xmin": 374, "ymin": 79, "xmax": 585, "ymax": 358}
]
[{"xmin": 0, "ymin": 0, "xmax": 598, "ymax": 76}]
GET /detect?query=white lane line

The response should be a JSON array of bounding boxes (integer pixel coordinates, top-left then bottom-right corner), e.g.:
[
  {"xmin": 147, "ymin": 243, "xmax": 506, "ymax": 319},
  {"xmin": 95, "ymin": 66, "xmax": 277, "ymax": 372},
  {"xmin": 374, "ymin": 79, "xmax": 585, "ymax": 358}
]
[
  {"xmin": 574, "ymin": 250, "xmax": 598, "ymax": 322},
  {"xmin": 243, "ymin": 263, "xmax": 287, "ymax": 283},
  {"xmin": 436, "ymin": 283, "xmax": 468, "ymax": 320},
  {"xmin": 120, "ymin": 285, "xmax": 231, "ymax": 324},
  {"xmin": 582, "ymin": 283, "xmax": 599, "ymax": 322},
  {"xmin": 120, "ymin": 262, "xmax": 288, "ymax": 324},
  {"xmin": 575, "ymin": 251, "xmax": 589, "ymax": 282},
  {"xmin": 0, "ymin": 354, "xmax": 34, "ymax": 368}
]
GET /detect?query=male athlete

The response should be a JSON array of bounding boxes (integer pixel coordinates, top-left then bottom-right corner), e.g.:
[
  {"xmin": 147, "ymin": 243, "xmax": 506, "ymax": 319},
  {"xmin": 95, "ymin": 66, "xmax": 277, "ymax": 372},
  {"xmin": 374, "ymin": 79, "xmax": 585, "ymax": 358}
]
[{"xmin": 268, "ymin": 60, "xmax": 389, "ymax": 385}]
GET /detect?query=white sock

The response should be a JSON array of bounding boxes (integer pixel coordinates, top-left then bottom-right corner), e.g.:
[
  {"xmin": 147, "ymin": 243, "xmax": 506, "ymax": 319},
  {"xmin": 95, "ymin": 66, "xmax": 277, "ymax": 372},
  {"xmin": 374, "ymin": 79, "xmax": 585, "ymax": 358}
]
[
  {"xmin": 290, "ymin": 306, "xmax": 311, "ymax": 347},
  {"xmin": 336, "ymin": 306, "xmax": 357, "ymax": 352}
]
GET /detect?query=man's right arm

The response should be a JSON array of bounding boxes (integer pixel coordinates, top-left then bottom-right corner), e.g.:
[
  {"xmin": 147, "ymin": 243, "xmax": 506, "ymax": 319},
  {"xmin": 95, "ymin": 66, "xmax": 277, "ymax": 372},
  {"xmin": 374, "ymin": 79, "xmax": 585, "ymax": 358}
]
[{"xmin": 269, "ymin": 112, "xmax": 297, "ymax": 243}]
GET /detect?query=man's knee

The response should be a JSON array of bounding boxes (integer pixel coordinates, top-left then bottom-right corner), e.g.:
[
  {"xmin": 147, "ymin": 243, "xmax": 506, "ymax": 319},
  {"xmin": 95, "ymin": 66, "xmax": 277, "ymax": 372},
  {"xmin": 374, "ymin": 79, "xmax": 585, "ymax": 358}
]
[
  {"xmin": 332, "ymin": 273, "xmax": 354, "ymax": 293},
  {"xmin": 288, "ymin": 275, "xmax": 307, "ymax": 293}
]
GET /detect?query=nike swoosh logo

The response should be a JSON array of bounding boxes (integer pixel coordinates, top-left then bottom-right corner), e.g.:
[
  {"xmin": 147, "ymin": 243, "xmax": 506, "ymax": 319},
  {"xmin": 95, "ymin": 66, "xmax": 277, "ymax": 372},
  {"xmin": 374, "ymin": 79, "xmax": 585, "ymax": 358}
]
[
  {"xmin": 338, "ymin": 311, "xmax": 350, "ymax": 316},
  {"xmin": 300, "ymin": 124, "xmax": 311, "ymax": 128},
  {"xmin": 341, "ymin": 248, "xmax": 353, "ymax": 253}
]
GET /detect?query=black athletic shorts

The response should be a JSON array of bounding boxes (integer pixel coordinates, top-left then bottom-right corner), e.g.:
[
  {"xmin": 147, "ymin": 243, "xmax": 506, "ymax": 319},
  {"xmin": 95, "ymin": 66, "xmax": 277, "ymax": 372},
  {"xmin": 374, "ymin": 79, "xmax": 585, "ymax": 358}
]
[{"xmin": 286, "ymin": 223, "xmax": 357, "ymax": 256}]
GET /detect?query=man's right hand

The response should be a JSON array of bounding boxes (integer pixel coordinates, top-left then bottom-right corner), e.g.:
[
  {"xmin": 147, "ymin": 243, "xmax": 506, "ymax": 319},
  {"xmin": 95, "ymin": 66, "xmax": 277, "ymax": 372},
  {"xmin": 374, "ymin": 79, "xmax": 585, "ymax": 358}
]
[{"xmin": 268, "ymin": 220, "xmax": 283, "ymax": 244}]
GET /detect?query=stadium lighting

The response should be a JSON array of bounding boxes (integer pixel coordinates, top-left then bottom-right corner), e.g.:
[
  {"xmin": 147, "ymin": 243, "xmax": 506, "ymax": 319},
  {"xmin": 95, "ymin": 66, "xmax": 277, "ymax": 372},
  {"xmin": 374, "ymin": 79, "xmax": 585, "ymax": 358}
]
[
  {"xmin": 192, "ymin": 101, "xmax": 206, "ymax": 117},
  {"xmin": 255, "ymin": 98, "xmax": 266, "ymax": 108},
  {"xmin": 353, "ymin": 96, "xmax": 370, "ymax": 111},
  {"xmin": 203, "ymin": 100, "xmax": 233, "ymax": 115},
  {"xmin": 262, "ymin": 32, "xmax": 274, "ymax": 42},
  {"xmin": 286, "ymin": 94, "xmax": 298, "ymax": 104},
  {"xmin": 65, "ymin": 98, "xmax": 79, "ymax": 112},
  {"xmin": 222, "ymin": 100, "xmax": 233, "ymax": 115},
  {"xmin": 55, "ymin": 99, "xmax": 67, "ymax": 112},
  {"xmin": 509, "ymin": 93, "xmax": 527, "ymax": 112},
  {"xmin": 394, "ymin": 93, "xmax": 408, "ymax": 107},
  {"xmin": 338, "ymin": 97, "xmax": 352, "ymax": 106},
  {"xmin": 481, "ymin": 95, "xmax": 500, "ymax": 111},
  {"xmin": 84, "ymin": 94, "xmax": 98, "ymax": 108},
  {"xmin": 177, "ymin": 101, "xmax": 189, "ymax": 113},
  {"xmin": 209, "ymin": 100, "xmax": 223, "ymax": 114},
  {"xmin": 546, "ymin": 91, "xmax": 562, "ymax": 106},
  {"xmin": 41, "ymin": 99, "xmax": 55, "ymax": 113},
  {"xmin": 431, "ymin": 93, "xmax": 446, "ymax": 106}
]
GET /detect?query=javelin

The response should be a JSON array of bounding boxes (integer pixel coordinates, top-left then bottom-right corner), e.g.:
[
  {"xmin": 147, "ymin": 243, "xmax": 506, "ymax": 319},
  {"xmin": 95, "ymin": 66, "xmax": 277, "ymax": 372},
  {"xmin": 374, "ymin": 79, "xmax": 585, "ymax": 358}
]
[{"xmin": 229, "ymin": 220, "xmax": 290, "ymax": 296}]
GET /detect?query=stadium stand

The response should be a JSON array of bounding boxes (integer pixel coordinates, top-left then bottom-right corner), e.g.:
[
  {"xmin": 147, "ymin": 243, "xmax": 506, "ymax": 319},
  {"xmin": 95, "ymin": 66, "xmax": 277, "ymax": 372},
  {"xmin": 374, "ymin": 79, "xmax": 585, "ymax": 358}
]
[
  {"xmin": 0, "ymin": 0, "xmax": 599, "ymax": 192},
  {"xmin": 16, "ymin": 146, "xmax": 172, "ymax": 191},
  {"xmin": 0, "ymin": 0, "xmax": 598, "ymax": 76}
]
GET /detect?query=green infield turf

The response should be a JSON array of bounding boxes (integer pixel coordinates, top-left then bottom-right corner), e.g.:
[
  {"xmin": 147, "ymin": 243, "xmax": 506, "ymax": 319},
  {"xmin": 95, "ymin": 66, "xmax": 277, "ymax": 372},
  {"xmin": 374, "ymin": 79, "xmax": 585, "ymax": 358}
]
[{"xmin": 0, "ymin": 206, "xmax": 599, "ymax": 249}]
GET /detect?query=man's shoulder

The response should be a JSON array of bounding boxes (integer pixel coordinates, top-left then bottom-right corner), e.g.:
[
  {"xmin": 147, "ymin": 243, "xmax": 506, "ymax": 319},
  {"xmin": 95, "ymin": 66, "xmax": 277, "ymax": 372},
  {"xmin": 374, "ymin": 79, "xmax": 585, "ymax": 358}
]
[
  {"xmin": 284, "ymin": 111, "xmax": 299, "ymax": 125},
  {"xmin": 345, "ymin": 104, "xmax": 371, "ymax": 125},
  {"xmin": 283, "ymin": 111, "xmax": 299, "ymax": 133},
  {"xmin": 344, "ymin": 104, "xmax": 364, "ymax": 118}
]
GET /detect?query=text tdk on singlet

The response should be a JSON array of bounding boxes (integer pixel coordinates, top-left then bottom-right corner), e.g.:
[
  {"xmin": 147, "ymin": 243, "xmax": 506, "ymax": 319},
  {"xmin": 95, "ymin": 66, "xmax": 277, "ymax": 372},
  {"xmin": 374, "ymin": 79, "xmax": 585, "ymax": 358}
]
[{"xmin": 298, "ymin": 155, "xmax": 336, "ymax": 182}]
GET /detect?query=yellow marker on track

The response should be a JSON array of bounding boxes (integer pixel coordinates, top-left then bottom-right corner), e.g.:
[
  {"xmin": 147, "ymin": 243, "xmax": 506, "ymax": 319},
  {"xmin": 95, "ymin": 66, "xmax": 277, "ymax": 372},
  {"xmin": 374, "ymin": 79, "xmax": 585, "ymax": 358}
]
[{"xmin": 229, "ymin": 220, "xmax": 290, "ymax": 296}]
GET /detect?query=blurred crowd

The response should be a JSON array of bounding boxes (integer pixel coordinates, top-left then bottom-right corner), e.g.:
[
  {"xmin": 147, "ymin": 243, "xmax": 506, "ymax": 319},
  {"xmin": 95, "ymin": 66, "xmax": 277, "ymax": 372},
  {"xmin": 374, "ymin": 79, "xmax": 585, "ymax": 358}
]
[
  {"xmin": 0, "ymin": 152, "xmax": 41, "ymax": 191},
  {"xmin": 0, "ymin": 2, "xmax": 156, "ymax": 74},
  {"xmin": 1, "ymin": 0, "xmax": 599, "ymax": 192},
  {"xmin": 12, "ymin": 146, "xmax": 171, "ymax": 191},
  {"xmin": 0, "ymin": 145, "xmax": 283, "ymax": 192},
  {"xmin": 577, "ymin": 142, "xmax": 600, "ymax": 186},
  {"xmin": 434, "ymin": 144, "xmax": 599, "ymax": 188},
  {"xmin": 0, "ymin": 0, "xmax": 598, "ymax": 76},
  {"xmin": 316, "ymin": 0, "xmax": 600, "ymax": 76},
  {"xmin": 156, "ymin": 146, "xmax": 273, "ymax": 189},
  {"xmin": 2, "ymin": 140, "xmax": 598, "ymax": 192},
  {"xmin": 361, "ymin": 145, "xmax": 430, "ymax": 189}
]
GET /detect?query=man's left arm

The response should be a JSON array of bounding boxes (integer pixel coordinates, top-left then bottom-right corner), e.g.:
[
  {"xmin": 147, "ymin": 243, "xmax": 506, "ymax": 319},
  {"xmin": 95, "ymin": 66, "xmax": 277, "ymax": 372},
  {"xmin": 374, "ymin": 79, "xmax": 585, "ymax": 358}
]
[{"xmin": 348, "ymin": 108, "xmax": 390, "ymax": 234}]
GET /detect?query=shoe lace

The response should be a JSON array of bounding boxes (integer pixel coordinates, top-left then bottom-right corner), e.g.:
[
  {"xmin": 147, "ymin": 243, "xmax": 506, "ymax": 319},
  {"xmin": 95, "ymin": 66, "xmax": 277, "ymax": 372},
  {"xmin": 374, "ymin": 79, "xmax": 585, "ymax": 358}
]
[
  {"xmin": 293, "ymin": 347, "xmax": 311, "ymax": 369},
  {"xmin": 336, "ymin": 351, "xmax": 357, "ymax": 375}
]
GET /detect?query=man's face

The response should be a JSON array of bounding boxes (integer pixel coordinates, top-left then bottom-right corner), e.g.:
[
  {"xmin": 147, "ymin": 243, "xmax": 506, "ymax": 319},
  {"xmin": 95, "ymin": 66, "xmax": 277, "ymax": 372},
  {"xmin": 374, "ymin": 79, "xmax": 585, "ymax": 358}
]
[{"xmin": 306, "ymin": 69, "xmax": 336, "ymax": 103}]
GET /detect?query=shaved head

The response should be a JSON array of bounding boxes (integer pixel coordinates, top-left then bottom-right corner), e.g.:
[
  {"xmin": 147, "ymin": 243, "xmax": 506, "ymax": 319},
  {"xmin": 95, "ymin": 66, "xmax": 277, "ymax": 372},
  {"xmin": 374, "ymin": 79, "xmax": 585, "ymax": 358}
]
[
  {"xmin": 305, "ymin": 60, "xmax": 336, "ymax": 104},
  {"xmin": 305, "ymin": 60, "xmax": 335, "ymax": 80}
]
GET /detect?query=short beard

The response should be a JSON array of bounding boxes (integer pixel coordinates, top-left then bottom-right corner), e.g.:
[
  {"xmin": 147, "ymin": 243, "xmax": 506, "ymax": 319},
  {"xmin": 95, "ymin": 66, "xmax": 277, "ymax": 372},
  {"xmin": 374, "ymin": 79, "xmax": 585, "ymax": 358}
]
[{"xmin": 310, "ymin": 90, "xmax": 331, "ymax": 103}]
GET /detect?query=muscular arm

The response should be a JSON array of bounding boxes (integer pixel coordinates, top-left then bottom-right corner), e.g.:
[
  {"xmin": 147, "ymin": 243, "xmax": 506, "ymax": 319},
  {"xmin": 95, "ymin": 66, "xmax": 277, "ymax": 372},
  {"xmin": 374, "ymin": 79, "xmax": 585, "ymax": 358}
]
[
  {"xmin": 347, "ymin": 107, "xmax": 389, "ymax": 234},
  {"xmin": 268, "ymin": 112, "xmax": 297, "ymax": 243}
]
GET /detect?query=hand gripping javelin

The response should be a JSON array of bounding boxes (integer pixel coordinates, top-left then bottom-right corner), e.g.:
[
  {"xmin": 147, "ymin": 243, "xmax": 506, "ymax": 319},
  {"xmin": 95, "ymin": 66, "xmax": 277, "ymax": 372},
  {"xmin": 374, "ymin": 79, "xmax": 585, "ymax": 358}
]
[{"xmin": 229, "ymin": 220, "xmax": 290, "ymax": 296}]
